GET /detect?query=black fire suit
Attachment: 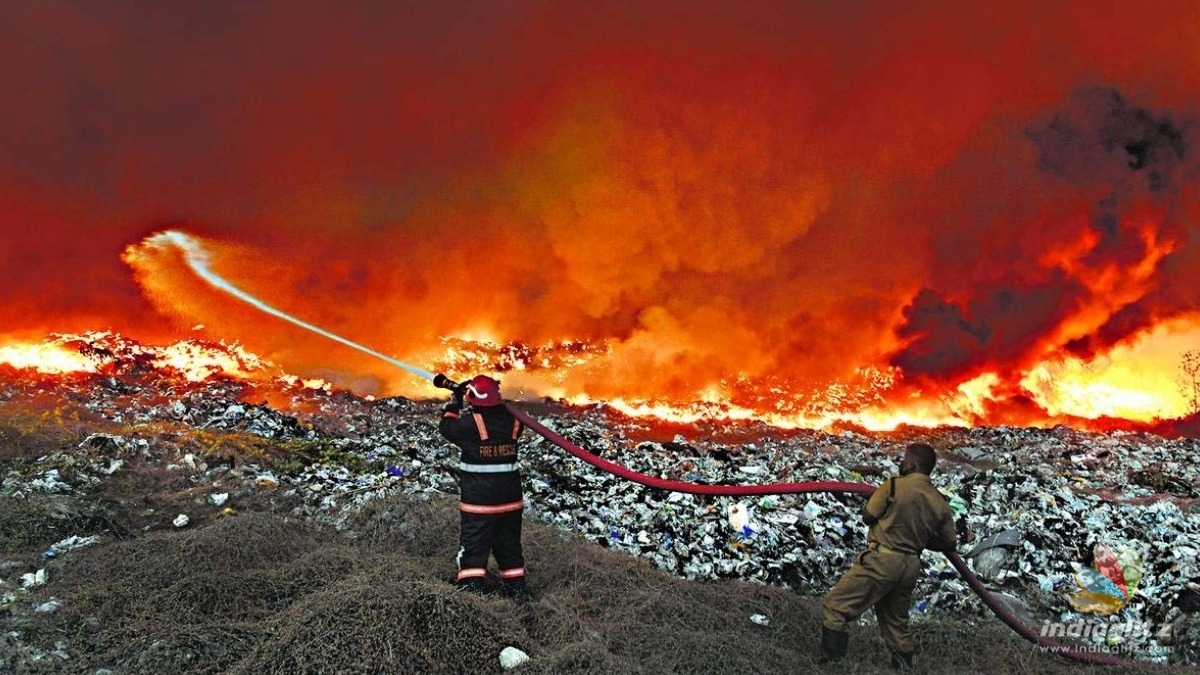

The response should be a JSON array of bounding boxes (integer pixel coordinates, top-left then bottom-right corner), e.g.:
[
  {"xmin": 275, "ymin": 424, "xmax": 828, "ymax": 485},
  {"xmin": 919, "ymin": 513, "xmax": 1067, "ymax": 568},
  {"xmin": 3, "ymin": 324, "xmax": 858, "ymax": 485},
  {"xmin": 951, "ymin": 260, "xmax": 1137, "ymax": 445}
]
[{"xmin": 439, "ymin": 401, "xmax": 526, "ymax": 596}]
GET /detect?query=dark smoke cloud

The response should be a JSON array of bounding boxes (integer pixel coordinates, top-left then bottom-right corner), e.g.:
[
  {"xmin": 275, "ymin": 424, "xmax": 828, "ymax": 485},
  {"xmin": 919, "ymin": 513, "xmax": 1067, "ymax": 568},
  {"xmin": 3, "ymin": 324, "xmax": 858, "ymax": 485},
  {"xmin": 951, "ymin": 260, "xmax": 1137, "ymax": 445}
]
[
  {"xmin": 889, "ymin": 86, "xmax": 1200, "ymax": 386},
  {"xmin": 1030, "ymin": 87, "xmax": 1190, "ymax": 195},
  {"xmin": 892, "ymin": 281, "xmax": 1083, "ymax": 382}
]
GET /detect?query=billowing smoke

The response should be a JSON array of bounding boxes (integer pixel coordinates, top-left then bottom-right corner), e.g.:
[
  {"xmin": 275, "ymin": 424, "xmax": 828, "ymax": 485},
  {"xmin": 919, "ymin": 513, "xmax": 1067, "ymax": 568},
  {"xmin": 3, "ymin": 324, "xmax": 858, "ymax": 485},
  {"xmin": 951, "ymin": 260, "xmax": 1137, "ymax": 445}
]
[
  {"xmin": 889, "ymin": 87, "xmax": 1198, "ymax": 390},
  {"xmin": 4, "ymin": 1, "xmax": 1200, "ymax": 417}
]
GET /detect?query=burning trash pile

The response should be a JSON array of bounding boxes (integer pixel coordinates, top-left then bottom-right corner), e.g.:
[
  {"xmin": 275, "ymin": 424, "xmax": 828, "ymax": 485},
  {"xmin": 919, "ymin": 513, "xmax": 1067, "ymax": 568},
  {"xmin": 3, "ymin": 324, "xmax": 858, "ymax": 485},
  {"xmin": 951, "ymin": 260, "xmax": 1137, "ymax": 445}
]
[{"xmin": 1, "ymin": 333, "xmax": 1199, "ymax": 669}]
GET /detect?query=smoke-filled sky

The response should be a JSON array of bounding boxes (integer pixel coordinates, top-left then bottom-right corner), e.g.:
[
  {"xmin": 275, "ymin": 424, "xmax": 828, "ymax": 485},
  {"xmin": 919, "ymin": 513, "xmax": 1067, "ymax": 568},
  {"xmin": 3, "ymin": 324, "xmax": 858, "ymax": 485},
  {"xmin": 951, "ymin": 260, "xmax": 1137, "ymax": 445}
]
[{"xmin": 4, "ymin": 0, "xmax": 1200, "ymax": 409}]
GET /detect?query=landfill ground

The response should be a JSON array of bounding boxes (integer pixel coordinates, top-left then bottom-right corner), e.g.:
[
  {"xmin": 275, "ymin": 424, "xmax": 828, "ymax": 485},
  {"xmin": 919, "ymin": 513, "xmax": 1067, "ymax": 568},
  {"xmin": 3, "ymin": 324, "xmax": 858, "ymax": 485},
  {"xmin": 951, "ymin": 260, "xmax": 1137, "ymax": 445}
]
[
  {"xmin": 2, "ymin": 337, "xmax": 1199, "ymax": 674},
  {"xmin": 1, "ymin": 467, "xmax": 1183, "ymax": 675}
]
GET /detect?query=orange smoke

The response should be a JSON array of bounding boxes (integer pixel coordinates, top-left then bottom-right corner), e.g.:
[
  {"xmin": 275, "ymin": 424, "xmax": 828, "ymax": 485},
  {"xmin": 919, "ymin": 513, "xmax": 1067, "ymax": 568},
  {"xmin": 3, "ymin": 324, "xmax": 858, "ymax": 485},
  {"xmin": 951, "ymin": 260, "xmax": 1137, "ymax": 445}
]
[{"xmin": 3, "ymin": 1, "xmax": 1200, "ymax": 431}]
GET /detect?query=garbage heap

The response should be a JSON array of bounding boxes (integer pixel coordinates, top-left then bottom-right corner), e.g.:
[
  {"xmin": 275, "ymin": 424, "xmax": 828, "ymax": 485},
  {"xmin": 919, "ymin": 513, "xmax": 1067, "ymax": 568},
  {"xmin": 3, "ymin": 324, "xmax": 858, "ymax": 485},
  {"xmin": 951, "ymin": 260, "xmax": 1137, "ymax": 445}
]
[{"xmin": 1, "ymin": 334, "xmax": 1197, "ymax": 664}]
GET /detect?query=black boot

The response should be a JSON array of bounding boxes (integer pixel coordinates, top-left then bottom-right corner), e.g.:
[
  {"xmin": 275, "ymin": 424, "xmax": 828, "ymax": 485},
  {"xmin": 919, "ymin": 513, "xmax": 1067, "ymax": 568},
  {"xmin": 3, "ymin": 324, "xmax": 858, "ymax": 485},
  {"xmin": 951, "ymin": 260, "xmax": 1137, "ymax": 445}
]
[
  {"xmin": 502, "ymin": 577, "xmax": 529, "ymax": 603},
  {"xmin": 818, "ymin": 627, "xmax": 848, "ymax": 663},
  {"xmin": 889, "ymin": 649, "xmax": 913, "ymax": 671},
  {"xmin": 457, "ymin": 577, "xmax": 486, "ymax": 595}
]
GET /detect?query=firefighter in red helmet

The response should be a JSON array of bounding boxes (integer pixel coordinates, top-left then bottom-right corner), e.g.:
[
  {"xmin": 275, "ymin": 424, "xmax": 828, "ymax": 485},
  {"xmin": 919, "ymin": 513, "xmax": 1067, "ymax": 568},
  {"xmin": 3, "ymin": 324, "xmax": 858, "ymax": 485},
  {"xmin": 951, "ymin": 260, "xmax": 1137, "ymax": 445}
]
[{"xmin": 438, "ymin": 375, "xmax": 528, "ymax": 599}]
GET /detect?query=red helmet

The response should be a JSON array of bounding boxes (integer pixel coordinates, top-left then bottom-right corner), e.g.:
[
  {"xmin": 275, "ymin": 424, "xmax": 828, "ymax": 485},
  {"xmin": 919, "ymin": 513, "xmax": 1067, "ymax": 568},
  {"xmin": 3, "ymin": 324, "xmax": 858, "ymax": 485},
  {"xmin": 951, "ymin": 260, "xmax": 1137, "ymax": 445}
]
[{"xmin": 465, "ymin": 375, "xmax": 502, "ymax": 407}]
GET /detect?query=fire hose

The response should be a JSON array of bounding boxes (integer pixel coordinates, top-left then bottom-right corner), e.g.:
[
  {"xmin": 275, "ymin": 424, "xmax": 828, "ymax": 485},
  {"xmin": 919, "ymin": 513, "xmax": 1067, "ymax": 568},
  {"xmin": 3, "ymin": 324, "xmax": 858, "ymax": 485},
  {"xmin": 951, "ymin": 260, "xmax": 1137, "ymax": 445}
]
[{"xmin": 436, "ymin": 374, "xmax": 1162, "ymax": 668}]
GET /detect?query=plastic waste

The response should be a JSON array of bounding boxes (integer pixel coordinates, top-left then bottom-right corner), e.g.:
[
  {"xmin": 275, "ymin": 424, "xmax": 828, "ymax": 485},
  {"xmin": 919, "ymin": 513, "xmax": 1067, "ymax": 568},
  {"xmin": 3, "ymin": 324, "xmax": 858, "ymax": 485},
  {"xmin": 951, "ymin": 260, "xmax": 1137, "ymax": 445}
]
[
  {"xmin": 21, "ymin": 569, "xmax": 47, "ymax": 588},
  {"xmin": 946, "ymin": 493, "xmax": 968, "ymax": 517},
  {"xmin": 43, "ymin": 535, "xmax": 99, "ymax": 559},
  {"xmin": 965, "ymin": 528, "xmax": 1020, "ymax": 580},
  {"xmin": 34, "ymin": 600, "xmax": 62, "ymax": 613},
  {"xmin": 499, "ymin": 646, "xmax": 530, "ymax": 670},
  {"xmin": 728, "ymin": 502, "xmax": 749, "ymax": 531}
]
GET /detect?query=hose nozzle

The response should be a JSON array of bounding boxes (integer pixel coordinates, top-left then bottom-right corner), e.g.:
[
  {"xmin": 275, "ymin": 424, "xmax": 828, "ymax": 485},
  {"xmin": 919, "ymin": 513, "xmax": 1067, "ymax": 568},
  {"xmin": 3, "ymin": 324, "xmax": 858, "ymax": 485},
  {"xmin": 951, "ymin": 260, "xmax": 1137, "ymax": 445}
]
[{"xmin": 433, "ymin": 373, "xmax": 462, "ymax": 392}]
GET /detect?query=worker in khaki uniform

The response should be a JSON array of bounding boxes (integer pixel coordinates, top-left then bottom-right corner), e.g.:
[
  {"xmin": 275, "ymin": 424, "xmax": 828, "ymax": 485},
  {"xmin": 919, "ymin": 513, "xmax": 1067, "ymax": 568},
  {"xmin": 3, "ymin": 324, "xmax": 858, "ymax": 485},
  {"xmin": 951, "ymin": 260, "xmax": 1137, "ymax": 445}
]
[{"xmin": 820, "ymin": 443, "xmax": 969, "ymax": 670}]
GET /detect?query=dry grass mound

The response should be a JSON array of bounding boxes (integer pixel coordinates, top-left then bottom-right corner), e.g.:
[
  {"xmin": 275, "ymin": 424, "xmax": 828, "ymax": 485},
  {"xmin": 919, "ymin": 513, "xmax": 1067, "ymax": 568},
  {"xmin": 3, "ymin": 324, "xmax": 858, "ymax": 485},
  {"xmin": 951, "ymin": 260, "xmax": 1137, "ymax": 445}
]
[
  {"xmin": 13, "ymin": 492, "xmax": 1176, "ymax": 675},
  {"xmin": 227, "ymin": 575, "xmax": 527, "ymax": 675},
  {"xmin": 52, "ymin": 513, "xmax": 337, "ymax": 626}
]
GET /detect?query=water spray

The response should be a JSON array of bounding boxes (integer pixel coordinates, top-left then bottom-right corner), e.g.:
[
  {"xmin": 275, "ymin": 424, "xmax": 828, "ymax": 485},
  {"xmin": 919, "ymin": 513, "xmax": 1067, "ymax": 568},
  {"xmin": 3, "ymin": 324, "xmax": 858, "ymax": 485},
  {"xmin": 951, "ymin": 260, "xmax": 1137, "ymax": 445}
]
[{"xmin": 155, "ymin": 230, "xmax": 437, "ymax": 383}]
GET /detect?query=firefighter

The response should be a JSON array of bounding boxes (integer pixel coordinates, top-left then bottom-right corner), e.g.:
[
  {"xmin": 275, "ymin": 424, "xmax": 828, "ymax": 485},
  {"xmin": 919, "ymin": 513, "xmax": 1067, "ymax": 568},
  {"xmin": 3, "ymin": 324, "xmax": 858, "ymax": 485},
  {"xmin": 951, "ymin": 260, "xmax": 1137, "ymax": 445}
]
[
  {"xmin": 438, "ymin": 375, "xmax": 528, "ymax": 600},
  {"xmin": 819, "ymin": 442, "xmax": 970, "ymax": 670}
]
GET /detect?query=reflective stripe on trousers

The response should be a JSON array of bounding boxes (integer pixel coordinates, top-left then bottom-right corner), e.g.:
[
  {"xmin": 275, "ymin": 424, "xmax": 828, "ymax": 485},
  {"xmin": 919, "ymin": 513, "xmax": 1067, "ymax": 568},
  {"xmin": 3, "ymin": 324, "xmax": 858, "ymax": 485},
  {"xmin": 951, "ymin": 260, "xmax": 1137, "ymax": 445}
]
[{"xmin": 460, "ymin": 499, "xmax": 524, "ymax": 515}]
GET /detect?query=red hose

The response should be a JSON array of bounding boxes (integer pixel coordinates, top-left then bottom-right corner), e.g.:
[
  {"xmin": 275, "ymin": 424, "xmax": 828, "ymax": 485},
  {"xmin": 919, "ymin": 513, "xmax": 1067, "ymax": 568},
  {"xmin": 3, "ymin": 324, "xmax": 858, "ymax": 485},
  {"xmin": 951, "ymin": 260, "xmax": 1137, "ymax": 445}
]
[{"xmin": 508, "ymin": 403, "xmax": 1171, "ymax": 669}]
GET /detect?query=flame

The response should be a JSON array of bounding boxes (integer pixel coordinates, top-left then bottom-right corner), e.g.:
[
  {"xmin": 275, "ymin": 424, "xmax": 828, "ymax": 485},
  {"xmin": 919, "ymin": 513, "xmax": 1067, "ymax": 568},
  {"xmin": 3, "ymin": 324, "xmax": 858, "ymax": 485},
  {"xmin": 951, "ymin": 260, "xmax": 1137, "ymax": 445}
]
[
  {"xmin": 151, "ymin": 341, "xmax": 271, "ymax": 382},
  {"xmin": 414, "ymin": 322, "xmax": 1200, "ymax": 433},
  {"xmin": 2, "ymin": 327, "xmax": 1197, "ymax": 437},
  {"xmin": 108, "ymin": 81, "xmax": 1200, "ymax": 436},
  {"xmin": 95, "ymin": 216, "xmax": 1200, "ymax": 433},
  {"xmin": 0, "ymin": 333, "xmax": 274, "ymax": 383},
  {"xmin": 591, "ymin": 396, "xmax": 972, "ymax": 433},
  {"xmin": 0, "ymin": 342, "xmax": 97, "ymax": 374},
  {"xmin": 1043, "ymin": 211, "xmax": 1183, "ymax": 351},
  {"xmin": 1022, "ymin": 319, "xmax": 1199, "ymax": 421}
]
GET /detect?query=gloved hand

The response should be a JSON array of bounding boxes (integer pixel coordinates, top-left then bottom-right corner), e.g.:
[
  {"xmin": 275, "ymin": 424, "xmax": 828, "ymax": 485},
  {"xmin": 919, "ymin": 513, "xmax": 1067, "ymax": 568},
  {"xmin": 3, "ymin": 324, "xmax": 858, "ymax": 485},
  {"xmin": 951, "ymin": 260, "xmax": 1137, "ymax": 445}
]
[{"xmin": 443, "ymin": 393, "xmax": 463, "ymax": 414}]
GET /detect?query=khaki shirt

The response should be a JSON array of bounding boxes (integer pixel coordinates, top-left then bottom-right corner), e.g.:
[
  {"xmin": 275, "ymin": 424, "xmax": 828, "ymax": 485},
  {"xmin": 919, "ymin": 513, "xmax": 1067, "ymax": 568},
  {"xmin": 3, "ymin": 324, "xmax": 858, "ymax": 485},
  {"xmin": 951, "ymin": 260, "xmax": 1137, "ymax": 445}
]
[{"xmin": 861, "ymin": 473, "xmax": 957, "ymax": 555}]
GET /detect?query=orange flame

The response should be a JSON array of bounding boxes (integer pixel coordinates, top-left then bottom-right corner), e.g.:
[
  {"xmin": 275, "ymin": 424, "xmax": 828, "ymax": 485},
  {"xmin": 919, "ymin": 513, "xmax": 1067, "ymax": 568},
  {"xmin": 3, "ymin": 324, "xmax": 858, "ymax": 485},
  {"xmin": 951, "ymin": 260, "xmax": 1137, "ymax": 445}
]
[
  {"xmin": 2, "ymin": 327, "xmax": 1197, "ymax": 437},
  {"xmin": 1022, "ymin": 319, "xmax": 1199, "ymax": 422},
  {"xmin": 0, "ymin": 342, "xmax": 97, "ymax": 374},
  {"xmin": 151, "ymin": 341, "xmax": 271, "ymax": 382},
  {"xmin": 0, "ymin": 333, "xmax": 274, "ymax": 384}
]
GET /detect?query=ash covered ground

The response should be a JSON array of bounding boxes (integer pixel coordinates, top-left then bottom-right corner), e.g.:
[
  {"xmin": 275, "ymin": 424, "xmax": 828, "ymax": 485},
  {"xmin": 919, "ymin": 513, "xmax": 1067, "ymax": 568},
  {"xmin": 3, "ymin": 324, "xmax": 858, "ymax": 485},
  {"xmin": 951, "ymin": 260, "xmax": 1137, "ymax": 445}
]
[{"xmin": 1, "ymin": 335, "xmax": 1198, "ymax": 674}]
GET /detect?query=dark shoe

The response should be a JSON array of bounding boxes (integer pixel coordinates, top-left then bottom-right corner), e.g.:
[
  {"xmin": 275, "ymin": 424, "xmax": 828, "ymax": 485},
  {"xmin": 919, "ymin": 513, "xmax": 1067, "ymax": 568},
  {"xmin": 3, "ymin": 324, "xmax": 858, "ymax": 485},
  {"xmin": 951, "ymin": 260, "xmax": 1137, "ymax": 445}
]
[
  {"xmin": 818, "ymin": 627, "xmax": 848, "ymax": 663},
  {"xmin": 502, "ymin": 578, "xmax": 529, "ymax": 603},
  {"xmin": 889, "ymin": 649, "xmax": 913, "ymax": 671},
  {"xmin": 457, "ymin": 578, "xmax": 486, "ymax": 595}
]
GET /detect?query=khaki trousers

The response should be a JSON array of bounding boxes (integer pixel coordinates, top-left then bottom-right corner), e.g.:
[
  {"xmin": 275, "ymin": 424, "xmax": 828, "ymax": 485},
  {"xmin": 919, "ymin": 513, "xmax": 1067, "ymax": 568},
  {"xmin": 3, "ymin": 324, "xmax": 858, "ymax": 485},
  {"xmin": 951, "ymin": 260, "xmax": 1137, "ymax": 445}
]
[{"xmin": 822, "ymin": 546, "xmax": 921, "ymax": 655}]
